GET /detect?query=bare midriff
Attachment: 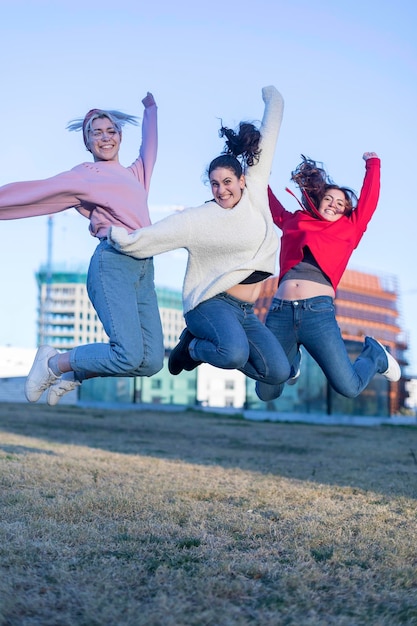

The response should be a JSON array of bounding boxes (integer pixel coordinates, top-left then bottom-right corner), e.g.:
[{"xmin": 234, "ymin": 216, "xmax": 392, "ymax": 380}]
[
  {"xmin": 275, "ymin": 279, "xmax": 335, "ymax": 301},
  {"xmin": 226, "ymin": 282, "xmax": 263, "ymax": 303}
]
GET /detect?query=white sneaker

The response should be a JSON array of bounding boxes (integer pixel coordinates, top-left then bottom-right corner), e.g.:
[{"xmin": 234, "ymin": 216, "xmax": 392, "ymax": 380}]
[
  {"xmin": 286, "ymin": 367, "xmax": 301, "ymax": 386},
  {"xmin": 374, "ymin": 339, "xmax": 401, "ymax": 382},
  {"xmin": 25, "ymin": 345, "xmax": 59, "ymax": 403},
  {"xmin": 47, "ymin": 376, "xmax": 81, "ymax": 406}
]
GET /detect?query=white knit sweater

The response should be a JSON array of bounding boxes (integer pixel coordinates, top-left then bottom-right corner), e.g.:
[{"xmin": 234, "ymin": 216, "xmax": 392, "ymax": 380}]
[{"xmin": 109, "ymin": 86, "xmax": 284, "ymax": 314}]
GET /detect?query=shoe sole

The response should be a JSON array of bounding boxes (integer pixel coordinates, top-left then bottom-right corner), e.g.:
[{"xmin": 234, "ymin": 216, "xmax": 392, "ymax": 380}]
[{"xmin": 47, "ymin": 381, "xmax": 80, "ymax": 407}]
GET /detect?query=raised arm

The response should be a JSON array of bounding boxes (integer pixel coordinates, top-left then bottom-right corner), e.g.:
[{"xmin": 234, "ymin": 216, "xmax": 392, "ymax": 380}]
[
  {"xmin": 141, "ymin": 92, "xmax": 156, "ymax": 109},
  {"xmin": 245, "ymin": 86, "xmax": 284, "ymax": 187},
  {"xmin": 351, "ymin": 152, "xmax": 381, "ymax": 245},
  {"xmin": 128, "ymin": 92, "xmax": 158, "ymax": 191},
  {"xmin": 267, "ymin": 185, "xmax": 291, "ymax": 230}
]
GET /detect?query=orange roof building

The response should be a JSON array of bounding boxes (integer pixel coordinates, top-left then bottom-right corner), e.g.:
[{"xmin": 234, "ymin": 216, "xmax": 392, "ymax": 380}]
[{"xmin": 253, "ymin": 269, "xmax": 408, "ymax": 416}]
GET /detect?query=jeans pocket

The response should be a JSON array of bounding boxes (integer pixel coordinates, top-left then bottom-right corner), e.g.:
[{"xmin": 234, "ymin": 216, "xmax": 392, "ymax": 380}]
[{"xmin": 308, "ymin": 300, "xmax": 334, "ymax": 314}]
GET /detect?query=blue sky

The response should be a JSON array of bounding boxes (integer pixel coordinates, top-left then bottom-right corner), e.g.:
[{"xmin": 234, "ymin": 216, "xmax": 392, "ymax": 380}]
[{"xmin": 1, "ymin": 0, "xmax": 416, "ymax": 369}]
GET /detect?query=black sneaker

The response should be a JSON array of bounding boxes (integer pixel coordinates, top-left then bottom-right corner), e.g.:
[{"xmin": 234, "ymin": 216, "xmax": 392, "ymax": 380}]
[{"xmin": 168, "ymin": 329, "xmax": 202, "ymax": 375}]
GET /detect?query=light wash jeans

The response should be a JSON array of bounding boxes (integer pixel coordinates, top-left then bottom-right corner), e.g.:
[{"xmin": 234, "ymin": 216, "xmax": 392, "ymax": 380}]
[
  {"xmin": 185, "ymin": 292, "xmax": 290, "ymax": 384},
  {"xmin": 69, "ymin": 240, "xmax": 164, "ymax": 378},
  {"xmin": 256, "ymin": 296, "xmax": 389, "ymax": 401}
]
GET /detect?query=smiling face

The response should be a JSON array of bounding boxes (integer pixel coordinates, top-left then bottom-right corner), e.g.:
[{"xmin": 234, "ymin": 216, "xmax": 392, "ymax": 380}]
[
  {"xmin": 209, "ymin": 167, "xmax": 245, "ymax": 209},
  {"xmin": 87, "ymin": 116, "xmax": 121, "ymax": 162},
  {"xmin": 317, "ymin": 188, "xmax": 347, "ymax": 222}
]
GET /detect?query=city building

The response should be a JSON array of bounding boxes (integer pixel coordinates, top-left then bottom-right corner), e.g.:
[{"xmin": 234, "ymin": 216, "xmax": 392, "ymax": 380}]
[
  {"xmin": 252, "ymin": 268, "xmax": 409, "ymax": 416},
  {"xmin": 32, "ymin": 266, "xmax": 252, "ymax": 408},
  {"xmin": 197, "ymin": 364, "xmax": 246, "ymax": 409},
  {"xmin": 16, "ymin": 264, "xmax": 410, "ymax": 416},
  {"xmin": 36, "ymin": 267, "xmax": 108, "ymax": 349},
  {"xmin": 36, "ymin": 268, "xmax": 187, "ymax": 352}
]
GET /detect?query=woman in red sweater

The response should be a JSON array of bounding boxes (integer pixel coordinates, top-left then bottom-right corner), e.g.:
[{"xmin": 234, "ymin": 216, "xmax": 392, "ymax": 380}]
[{"xmin": 256, "ymin": 152, "xmax": 401, "ymax": 402}]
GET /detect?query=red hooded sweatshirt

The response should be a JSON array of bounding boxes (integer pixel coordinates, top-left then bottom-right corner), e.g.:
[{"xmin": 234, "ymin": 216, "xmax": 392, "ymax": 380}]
[{"xmin": 268, "ymin": 157, "xmax": 380, "ymax": 291}]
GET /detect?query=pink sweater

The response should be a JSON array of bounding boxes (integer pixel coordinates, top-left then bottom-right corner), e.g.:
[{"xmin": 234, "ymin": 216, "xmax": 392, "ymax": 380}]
[{"xmin": 0, "ymin": 103, "xmax": 157, "ymax": 238}]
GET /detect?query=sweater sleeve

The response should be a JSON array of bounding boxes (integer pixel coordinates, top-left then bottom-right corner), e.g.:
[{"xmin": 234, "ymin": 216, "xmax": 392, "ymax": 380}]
[
  {"xmin": 0, "ymin": 169, "xmax": 87, "ymax": 220},
  {"xmin": 109, "ymin": 208, "xmax": 192, "ymax": 258},
  {"xmin": 245, "ymin": 86, "xmax": 284, "ymax": 188},
  {"xmin": 268, "ymin": 185, "xmax": 288, "ymax": 229},
  {"xmin": 127, "ymin": 102, "xmax": 157, "ymax": 193},
  {"xmin": 351, "ymin": 157, "xmax": 380, "ymax": 247}
]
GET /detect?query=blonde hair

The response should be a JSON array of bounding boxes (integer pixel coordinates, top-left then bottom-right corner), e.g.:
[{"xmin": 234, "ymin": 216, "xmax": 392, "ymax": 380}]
[{"xmin": 67, "ymin": 109, "xmax": 138, "ymax": 148}]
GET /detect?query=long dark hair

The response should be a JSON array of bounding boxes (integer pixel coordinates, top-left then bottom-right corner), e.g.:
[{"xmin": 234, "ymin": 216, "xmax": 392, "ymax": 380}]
[
  {"xmin": 207, "ymin": 121, "xmax": 261, "ymax": 179},
  {"xmin": 291, "ymin": 155, "xmax": 357, "ymax": 216}
]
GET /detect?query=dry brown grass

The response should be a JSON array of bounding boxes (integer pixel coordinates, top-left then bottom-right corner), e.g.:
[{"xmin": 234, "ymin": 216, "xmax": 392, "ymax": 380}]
[{"xmin": 0, "ymin": 402, "xmax": 416, "ymax": 626}]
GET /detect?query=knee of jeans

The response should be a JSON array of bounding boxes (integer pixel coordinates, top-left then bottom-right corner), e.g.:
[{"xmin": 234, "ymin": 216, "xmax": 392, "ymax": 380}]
[
  {"xmin": 255, "ymin": 381, "xmax": 283, "ymax": 402},
  {"xmin": 122, "ymin": 347, "xmax": 165, "ymax": 376},
  {"xmin": 327, "ymin": 379, "xmax": 360, "ymax": 399},
  {"xmin": 270, "ymin": 360, "xmax": 291, "ymax": 382},
  {"xmin": 220, "ymin": 345, "xmax": 249, "ymax": 369},
  {"xmin": 110, "ymin": 346, "xmax": 144, "ymax": 374},
  {"xmin": 138, "ymin": 355, "xmax": 164, "ymax": 377}
]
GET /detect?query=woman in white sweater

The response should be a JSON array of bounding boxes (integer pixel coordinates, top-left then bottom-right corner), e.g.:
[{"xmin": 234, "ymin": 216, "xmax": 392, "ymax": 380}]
[{"xmin": 110, "ymin": 86, "xmax": 290, "ymax": 384}]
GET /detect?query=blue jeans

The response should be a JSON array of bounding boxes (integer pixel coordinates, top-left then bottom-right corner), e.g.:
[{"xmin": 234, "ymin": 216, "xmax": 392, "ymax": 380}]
[
  {"xmin": 256, "ymin": 296, "xmax": 389, "ymax": 401},
  {"xmin": 69, "ymin": 240, "xmax": 164, "ymax": 378},
  {"xmin": 185, "ymin": 292, "xmax": 290, "ymax": 384}
]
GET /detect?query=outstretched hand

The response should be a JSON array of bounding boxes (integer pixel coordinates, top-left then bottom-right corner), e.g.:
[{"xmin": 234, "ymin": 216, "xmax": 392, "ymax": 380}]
[
  {"xmin": 108, "ymin": 226, "xmax": 141, "ymax": 253},
  {"xmin": 142, "ymin": 92, "xmax": 156, "ymax": 108},
  {"xmin": 363, "ymin": 151, "xmax": 378, "ymax": 160},
  {"xmin": 262, "ymin": 85, "xmax": 280, "ymax": 102},
  {"xmin": 108, "ymin": 226, "xmax": 128, "ymax": 250}
]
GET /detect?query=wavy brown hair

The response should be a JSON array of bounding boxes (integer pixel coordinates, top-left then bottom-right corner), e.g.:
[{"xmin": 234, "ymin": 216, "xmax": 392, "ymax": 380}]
[{"xmin": 291, "ymin": 155, "xmax": 358, "ymax": 217}]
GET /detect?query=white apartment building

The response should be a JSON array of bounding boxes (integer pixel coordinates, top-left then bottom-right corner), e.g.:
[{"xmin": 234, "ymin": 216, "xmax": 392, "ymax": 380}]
[
  {"xmin": 34, "ymin": 267, "xmax": 246, "ymax": 408},
  {"xmin": 197, "ymin": 363, "xmax": 247, "ymax": 408},
  {"xmin": 37, "ymin": 270, "xmax": 108, "ymax": 349}
]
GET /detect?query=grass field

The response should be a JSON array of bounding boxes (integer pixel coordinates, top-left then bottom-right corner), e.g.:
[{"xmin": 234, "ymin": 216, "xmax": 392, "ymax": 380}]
[{"xmin": 0, "ymin": 402, "xmax": 416, "ymax": 625}]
